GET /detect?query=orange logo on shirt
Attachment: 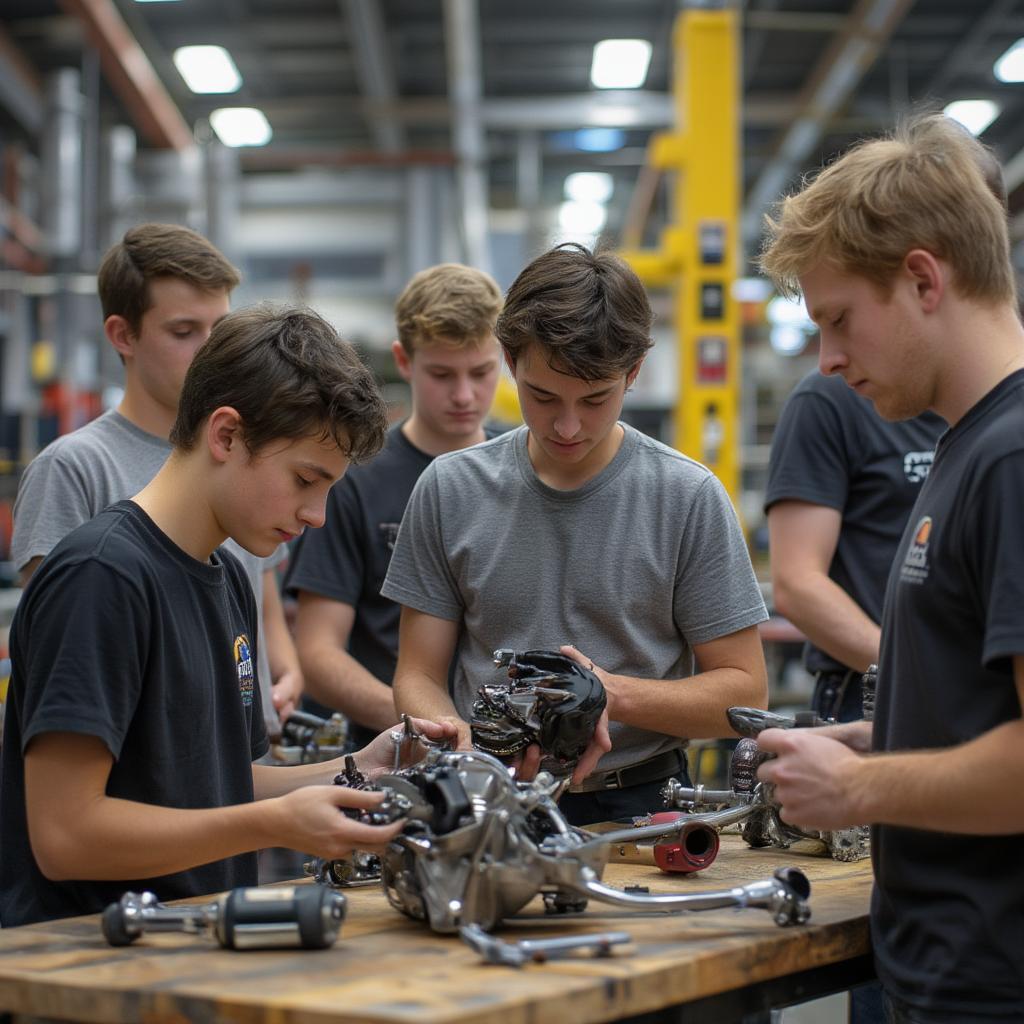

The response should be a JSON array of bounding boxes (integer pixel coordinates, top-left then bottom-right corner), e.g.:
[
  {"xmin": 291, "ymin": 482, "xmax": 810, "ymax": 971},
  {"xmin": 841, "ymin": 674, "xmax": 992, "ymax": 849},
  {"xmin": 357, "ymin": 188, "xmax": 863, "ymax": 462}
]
[{"xmin": 914, "ymin": 518, "xmax": 932, "ymax": 546}]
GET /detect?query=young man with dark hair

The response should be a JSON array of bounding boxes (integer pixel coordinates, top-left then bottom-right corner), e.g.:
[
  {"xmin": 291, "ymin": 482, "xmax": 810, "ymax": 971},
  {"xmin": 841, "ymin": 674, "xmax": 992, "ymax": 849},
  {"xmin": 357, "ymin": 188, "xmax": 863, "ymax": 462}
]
[
  {"xmin": 286, "ymin": 264, "xmax": 503, "ymax": 747},
  {"xmin": 383, "ymin": 244, "xmax": 768, "ymax": 825},
  {"xmin": 0, "ymin": 305, "xmax": 455, "ymax": 929},
  {"xmin": 11, "ymin": 223, "xmax": 303, "ymax": 733},
  {"xmin": 758, "ymin": 114, "xmax": 1024, "ymax": 1022}
]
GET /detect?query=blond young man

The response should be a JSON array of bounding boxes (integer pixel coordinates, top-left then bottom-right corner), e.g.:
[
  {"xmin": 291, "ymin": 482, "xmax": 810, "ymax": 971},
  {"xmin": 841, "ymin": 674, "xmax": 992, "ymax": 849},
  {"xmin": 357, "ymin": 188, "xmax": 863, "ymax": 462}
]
[
  {"xmin": 758, "ymin": 115, "xmax": 1024, "ymax": 1022},
  {"xmin": 11, "ymin": 224, "xmax": 303, "ymax": 731},
  {"xmin": 286, "ymin": 264, "xmax": 503, "ymax": 746}
]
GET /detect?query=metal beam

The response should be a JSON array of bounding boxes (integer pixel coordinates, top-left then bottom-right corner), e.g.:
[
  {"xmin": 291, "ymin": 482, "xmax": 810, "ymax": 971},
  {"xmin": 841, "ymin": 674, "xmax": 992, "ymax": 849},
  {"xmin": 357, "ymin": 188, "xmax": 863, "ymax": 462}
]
[
  {"xmin": 0, "ymin": 22, "xmax": 43, "ymax": 135},
  {"xmin": 741, "ymin": 0, "xmax": 916, "ymax": 245},
  {"xmin": 58, "ymin": 0, "xmax": 194, "ymax": 152},
  {"xmin": 444, "ymin": 0, "xmax": 490, "ymax": 272},
  {"xmin": 341, "ymin": 0, "xmax": 404, "ymax": 153}
]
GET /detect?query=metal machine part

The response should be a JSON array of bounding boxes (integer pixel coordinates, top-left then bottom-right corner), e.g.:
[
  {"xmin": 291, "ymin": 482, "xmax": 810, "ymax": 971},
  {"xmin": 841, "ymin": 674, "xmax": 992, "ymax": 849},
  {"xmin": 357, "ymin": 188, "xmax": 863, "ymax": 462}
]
[
  {"xmin": 316, "ymin": 739, "xmax": 811, "ymax": 938},
  {"xmin": 659, "ymin": 697, "xmax": 873, "ymax": 862},
  {"xmin": 459, "ymin": 922, "xmax": 631, "ymax": 966},
  {"xmin": 470, "ymin": 649, "xmax": 607, "ymax": 778},
  {"xmin": 101, "ymin": 885, "xmax": 346, "ymax": 950},
  {"xmin": 271, "ymin": 709, "xmax": 348, "ymax": 765},
  {"xmin": 629, "ymin": 811, "xmax": 721, "ymax": 873}
]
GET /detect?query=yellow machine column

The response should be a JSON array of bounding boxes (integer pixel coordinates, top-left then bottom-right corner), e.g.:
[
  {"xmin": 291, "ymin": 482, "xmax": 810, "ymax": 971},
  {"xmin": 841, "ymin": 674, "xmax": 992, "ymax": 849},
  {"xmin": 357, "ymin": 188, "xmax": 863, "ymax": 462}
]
[{"xmin": 621, "ymin": 8, "xmax": 742, "ymax": 502}]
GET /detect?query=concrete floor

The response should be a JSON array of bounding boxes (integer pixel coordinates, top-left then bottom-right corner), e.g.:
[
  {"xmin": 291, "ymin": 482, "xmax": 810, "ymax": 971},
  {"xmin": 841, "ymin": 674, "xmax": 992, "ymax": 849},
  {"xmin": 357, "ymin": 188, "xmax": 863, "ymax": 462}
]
[{"xmin": 783, "ymin": 993, "xmax": 849, "ymax": 1022}]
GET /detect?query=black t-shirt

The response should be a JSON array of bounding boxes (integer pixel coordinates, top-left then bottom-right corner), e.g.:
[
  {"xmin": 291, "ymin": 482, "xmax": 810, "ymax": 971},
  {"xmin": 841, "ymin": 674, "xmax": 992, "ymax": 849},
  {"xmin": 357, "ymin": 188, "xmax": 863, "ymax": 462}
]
[
  {"xmin": 872, "ymin": 370, "xmax": 1024, "ymax": 1019},
  {"xmin": 765, "ymin": 371, "xmax": 945, "ymax": 673},
  {"xmin": 0, "ymin": 501, "xmax": 269, "ymax": 927},
  {"xmin": 285, "ymin": 424, "xmax": 434, "ymax": 745}
]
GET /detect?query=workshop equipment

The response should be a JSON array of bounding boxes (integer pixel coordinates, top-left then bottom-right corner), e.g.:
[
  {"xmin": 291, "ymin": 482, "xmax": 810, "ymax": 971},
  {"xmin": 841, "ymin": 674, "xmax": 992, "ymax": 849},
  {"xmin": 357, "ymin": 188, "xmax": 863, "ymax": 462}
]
[{"xmin": 102, "ymin": 885, "xmax": 346, "ymax": 950}]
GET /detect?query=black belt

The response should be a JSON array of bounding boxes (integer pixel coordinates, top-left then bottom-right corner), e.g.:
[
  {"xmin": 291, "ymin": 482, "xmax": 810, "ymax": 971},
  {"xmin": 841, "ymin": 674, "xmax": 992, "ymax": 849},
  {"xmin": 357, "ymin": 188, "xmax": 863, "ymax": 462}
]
[{"xmin": 568, "ymin": 748, "xmax": 684, "ymax": 794}]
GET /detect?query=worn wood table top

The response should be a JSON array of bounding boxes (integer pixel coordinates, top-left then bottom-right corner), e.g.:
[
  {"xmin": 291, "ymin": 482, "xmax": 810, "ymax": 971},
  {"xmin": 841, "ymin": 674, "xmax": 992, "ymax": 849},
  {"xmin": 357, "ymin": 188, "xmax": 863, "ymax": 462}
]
[{"xmin": 0, "ymin": 836, "xmax": 873, "ymax": 1024}]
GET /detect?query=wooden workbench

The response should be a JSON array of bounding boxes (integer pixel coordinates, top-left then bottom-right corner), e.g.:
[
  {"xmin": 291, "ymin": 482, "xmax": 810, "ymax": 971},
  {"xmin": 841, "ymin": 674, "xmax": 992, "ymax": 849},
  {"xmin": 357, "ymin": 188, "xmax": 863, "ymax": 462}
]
[{"xmin": 0, "ymin": 836, "xmax": 873, "ymax": 1024}]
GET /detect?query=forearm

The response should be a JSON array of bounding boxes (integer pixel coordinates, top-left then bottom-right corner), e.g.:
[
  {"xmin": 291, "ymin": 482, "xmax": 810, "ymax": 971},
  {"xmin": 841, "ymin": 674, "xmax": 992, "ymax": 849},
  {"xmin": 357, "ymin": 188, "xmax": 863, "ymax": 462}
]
[
  {"xmin": 393, "ymin": 669, "xmax": 468, "ymax": 747},
  {"xmin": 608, "ymin": 665, "xmax": 767, "ymax": 739},
  {"xmin": 34, "ymin": 795, "xmax": 280, "ymax": 881},
  {"xmin": 849, "ymin": 720, "xmax": 1024, "ymax": 833},
  {"xmin": 301, "ymin": 646, "xmax": 397, "ymax": 732},
  {"xmin": 775, "ymin": 571, "xmax": 880, "ymax": 672},
  {"xmin": 253, "ymin": 759, "xmax": 347, "ymax": 798}
]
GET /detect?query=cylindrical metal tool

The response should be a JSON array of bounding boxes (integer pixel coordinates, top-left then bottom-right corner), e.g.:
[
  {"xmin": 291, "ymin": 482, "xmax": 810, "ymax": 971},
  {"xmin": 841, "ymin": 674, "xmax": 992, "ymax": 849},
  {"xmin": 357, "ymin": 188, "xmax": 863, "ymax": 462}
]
[{"xmin": 102, "ymin": 885, "xmax": 346, "ymax": 950}]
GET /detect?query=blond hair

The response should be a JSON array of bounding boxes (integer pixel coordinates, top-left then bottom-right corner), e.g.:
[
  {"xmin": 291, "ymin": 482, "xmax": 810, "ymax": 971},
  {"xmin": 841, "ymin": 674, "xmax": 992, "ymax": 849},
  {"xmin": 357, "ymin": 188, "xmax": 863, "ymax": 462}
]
[
  {"xmin": 395, "ymin": 263, "xmax": 502, "ymax": 354},
  {"xmin": 760, "ymin": 114, "xmax": 1014, "ymax": 305}
]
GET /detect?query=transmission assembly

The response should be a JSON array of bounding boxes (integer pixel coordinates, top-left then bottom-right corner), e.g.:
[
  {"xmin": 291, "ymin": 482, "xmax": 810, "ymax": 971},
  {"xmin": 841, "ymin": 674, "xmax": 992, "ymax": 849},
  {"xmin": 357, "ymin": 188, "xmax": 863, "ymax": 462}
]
[
  {"xmin": 469, "ymin": 648, "xmax": 607, "ymax": 777},
  {"xmin": 660, "ymin": 705, "xmax": 869, "ymax": 863},
  {"xmin": 313, "ymin": 728, "xmax": 811, "ymax": 956}
]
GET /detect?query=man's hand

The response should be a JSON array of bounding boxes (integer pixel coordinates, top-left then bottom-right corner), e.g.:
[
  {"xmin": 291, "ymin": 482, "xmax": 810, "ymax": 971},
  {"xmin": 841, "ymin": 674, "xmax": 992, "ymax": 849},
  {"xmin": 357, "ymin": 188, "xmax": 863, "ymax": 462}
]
[
  {"xmin": 275, "ymin": 785, "xmax": 405, "ymax": 858},
  {"xmin": 813, "ymin": 719, "xmax": 873, "ymax": 754},
  {"xmin": 756, "ymin": 727, "xmax": 867, "ymax": 831},
  {"xmin": 351, "ymin": 717, "xmax": 461, "ymax": 779},
  {"xmin": 556, "ymin": 644, "xmax": 615, "ymax": 784},
  {"xmin": 271, "ymin": 670, "xmax": 303, "ymax": 724}
]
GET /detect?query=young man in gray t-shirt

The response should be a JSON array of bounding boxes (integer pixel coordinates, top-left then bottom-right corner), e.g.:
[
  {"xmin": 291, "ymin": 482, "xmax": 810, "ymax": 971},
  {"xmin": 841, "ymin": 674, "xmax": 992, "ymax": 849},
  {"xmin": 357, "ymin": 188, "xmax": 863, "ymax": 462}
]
[
  {"xmin": 383, "ymin": 244, "xmax": 768, "ymax": 825},
  {"xmin": 11, "ymin": 223, "xmax": 301, "ymax": 736}
]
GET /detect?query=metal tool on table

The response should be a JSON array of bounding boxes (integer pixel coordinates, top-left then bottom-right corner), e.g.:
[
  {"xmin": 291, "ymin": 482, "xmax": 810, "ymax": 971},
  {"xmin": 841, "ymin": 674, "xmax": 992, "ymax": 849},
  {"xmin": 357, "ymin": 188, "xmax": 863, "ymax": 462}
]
[
  {"xmin": 101, "ymin": 884, "xmax": 346, "ymax": 950},
  {"xmin": 459, "ymin": 922, "xmax": 631, "ymax": 966}
]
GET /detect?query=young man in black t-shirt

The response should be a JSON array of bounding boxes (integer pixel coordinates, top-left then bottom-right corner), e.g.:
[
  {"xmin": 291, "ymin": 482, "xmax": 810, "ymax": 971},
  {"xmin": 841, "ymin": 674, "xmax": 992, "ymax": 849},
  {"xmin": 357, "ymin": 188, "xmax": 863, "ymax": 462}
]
[
  {"xmin": 765, "ymin": 373, "xmax": 943, "ymax": 721},
  {"xmin": 0, "ymin": 306, "xmax": 455, "ymax": 928},
  {"xmin": 286, "ymin": 264, "xmax": 503, "ymax": 747},
  {"xmin": 758, "ymin": 116, "xmax": 1024, "ymax": 1022}
]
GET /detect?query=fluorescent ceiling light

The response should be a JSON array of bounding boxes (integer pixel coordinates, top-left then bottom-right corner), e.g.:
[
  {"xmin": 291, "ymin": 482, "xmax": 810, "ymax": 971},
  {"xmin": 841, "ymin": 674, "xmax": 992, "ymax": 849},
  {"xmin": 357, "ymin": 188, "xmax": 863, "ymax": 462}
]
[
  {"xmin": 572, "ymin": 127, "xmax": 625, "ymax": 152},
  {"xmin": 943, "ymin": 99, "xmax": 999, "ymax": 137},
  {"xmin": 209, "ymin": 107, "xmax": 272, "ymax": 147},
  {"xmin": 173, "ymin": 45, "xmax": 242, "ymax": 94},
  {"xmin": 564, "ymin": 172, "xmax": 613, "ymax": 204},
  {"xmin": 994, "ymin": 39, "xmax": 1024, "ymax": 82},
  {"xmin": 558, "ymin": 200, "xmax": 608, "ymax": 235},
  {"xmin": 590, "ymin": 39, "xmax": 652, "ymax": 89}
]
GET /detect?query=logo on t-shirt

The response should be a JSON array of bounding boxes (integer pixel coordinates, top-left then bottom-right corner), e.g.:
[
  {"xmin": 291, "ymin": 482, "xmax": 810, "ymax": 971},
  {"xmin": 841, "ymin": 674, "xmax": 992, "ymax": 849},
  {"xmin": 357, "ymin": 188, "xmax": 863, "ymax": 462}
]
[
  {"xmin": 234, "ymin": 634, "xmax": 255, "ymax": 706},
  {"xmin": 899, "ymin": 516, "xmax": 932, "ymax": 585},
  {"xmin": 903, "ymin": 450, "xmax": 934, "ymax": 484}
]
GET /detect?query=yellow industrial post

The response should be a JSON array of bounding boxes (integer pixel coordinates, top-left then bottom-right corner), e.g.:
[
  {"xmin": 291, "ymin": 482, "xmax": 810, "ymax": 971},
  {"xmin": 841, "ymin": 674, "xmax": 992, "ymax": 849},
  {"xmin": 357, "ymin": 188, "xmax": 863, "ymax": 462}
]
[{"xmin": 621, "ymin": 8, "xmax": 741, "ymax": 502}]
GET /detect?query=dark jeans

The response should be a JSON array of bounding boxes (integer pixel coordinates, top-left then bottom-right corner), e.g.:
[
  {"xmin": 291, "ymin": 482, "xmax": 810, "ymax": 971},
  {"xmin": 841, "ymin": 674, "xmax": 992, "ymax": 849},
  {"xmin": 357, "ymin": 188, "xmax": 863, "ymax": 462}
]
[
  {"xmin": 883, "ymin": 992, "xmax": 1018, "ymax": 1024},
  {"xmin": 812, "ymin": 668, "xmax": 864, "ymax": 722},
  {"xmin": 558, "ymin": 755, "xmax": 691, "ymax": 826}
]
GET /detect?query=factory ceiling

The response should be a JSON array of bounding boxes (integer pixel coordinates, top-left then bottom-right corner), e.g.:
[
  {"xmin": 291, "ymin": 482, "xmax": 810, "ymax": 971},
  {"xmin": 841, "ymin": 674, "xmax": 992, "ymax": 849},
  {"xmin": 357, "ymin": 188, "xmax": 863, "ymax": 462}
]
[{"xmin": 5, "ymin": 0, "xmax": 1024, "ymax": 260}]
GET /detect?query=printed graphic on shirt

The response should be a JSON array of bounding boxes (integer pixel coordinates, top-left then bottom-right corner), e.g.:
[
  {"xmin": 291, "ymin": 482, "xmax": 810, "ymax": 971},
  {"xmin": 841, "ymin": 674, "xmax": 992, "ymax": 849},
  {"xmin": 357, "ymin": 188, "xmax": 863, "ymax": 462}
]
[
  {"xmin": 900, "ymin": 516, "xmax": 932, "ymax": 585},
  {"xmin": 903, "ymin": 450, "xmax": 935, "ymax": 484},
  {"xmin": 234, "ymin": 634, "xmax": 255, "ymax": 705},
  {"xmin": 379, "ymin": 521, "xmax": 400, "ymax": 552}
]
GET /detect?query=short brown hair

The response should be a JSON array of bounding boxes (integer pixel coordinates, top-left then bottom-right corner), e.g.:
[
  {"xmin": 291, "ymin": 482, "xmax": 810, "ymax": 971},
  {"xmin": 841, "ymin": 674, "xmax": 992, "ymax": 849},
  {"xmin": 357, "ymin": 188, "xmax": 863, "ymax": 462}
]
[
  {"xmin": 170, "ymin": 305, "xmax": 388, "ymax": 463},
  {"xmin": 760, "ymin": 114, "xmax": 1015, "ymax": 305},
  {"xmin": 496, "ymin": 243, "xmax": 653, "ymax": 380},
  {"xmin": 395, "ymin": 263, "xmax": 502, "ymax": 354},
  {"xmin": 98, "ymin": 223, "xmax": 241, "ymax": 334}
]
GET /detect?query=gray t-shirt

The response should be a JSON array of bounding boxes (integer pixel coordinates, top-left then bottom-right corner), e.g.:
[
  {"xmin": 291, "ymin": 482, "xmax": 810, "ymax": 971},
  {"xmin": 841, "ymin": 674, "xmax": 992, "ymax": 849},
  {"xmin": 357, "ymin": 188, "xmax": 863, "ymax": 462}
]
[
  {"xmin": 11, "ymin": 409, "xmax": 286, "ymax": 733},
  {"xmin": 382, "ymin": 424, "xmax": 767, "ymax": 772}
]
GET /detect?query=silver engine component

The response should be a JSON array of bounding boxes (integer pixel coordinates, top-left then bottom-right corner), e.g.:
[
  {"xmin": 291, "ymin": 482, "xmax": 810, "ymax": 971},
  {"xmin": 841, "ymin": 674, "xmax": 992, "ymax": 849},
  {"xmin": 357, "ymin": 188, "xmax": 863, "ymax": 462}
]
[
  {"xmin": 348, "ymin": 747, "xmax": 812, "ymax": 935},
  {"xmin": 660, "ymin": 699, "xmax": 874, "ymax": 863}
]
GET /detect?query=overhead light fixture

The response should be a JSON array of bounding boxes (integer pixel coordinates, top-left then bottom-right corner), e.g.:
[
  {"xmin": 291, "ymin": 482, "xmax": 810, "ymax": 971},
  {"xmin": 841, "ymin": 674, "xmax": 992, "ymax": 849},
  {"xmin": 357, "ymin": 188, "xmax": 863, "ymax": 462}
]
[
  {"xmin": 590, "ymin": 39, "xmax": 652, "ymax": 89},
  {"xmin": 558, "ymin": 200, "xmax": 608, "ymax": 235},
  {"xmin": 943, "ymin": 99, "xmax": 1000, "ymax": 137},
  {"xmin": 173, "ymin": 45, "xmax": 242, "ymax": 94},
  {"xmin": 994, "ymin": 39, "xmax": 1024, "ymax": 82},
  {"xmin": 564, "ymin": 172, "xmax": 614, "ymax": 204},
  {"xmin": 572, "ymin": 127, "xmax": 625, "ymax": 153},
  {"xmin": 209, "ymin": 107, "xmax": 272, "ymax": 147}
]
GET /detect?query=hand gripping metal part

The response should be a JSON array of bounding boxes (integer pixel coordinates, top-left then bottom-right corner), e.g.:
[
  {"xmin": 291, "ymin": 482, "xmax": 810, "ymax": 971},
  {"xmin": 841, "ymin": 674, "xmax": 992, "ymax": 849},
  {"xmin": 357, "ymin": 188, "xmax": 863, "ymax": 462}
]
[
  {"xmin": 469, "ymin": 649, "xmax": 607, "ymax": 777},
  {"xmin": 312, "ymin": 742, "xmax": 812, "ymax": 965}
]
